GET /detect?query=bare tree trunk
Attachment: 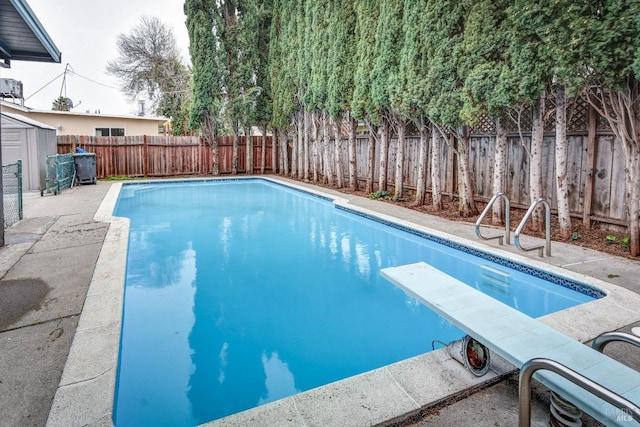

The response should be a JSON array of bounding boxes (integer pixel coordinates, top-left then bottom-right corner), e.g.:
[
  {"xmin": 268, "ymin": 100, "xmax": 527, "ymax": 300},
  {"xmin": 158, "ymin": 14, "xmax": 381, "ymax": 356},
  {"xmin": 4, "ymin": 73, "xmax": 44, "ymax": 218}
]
[
  {"xmin": 203, "ymin": 115, "xmax": 219, "ymax": 175},
  {"xmin": 618, "ymin": 132, "xmax": 640, "ymax": 256},
  {"xmin": 456, "ymin": 126, "xmax": 478, "ymax": 217},
  {"xmin": 492, "ymin": 117, "xmax": 508, "ymax": 225},
  {"xmin": 346, "ymin": 112, "xmax": 358, "ymax": 191},
  {"xmin": 260, "ymin": 125, "xmax": 266, "ymax": 174},
  {"xmin": 281, "ymin": 130, "xmax": 289, "ymax": 176},
  {"xmin": 297, "ymin": 109, "xmax": 304, "ymax": 179},
  {"xmin": 627, "ymin": 143, "xmax": 640, "ymax": 256},
  {"xmin": 394, "ymin": 116, "xmax": 406, "ymax": 200},
  {"xmin": 585, "ymin": 81, "xmax": 640, "ymax": 255},
  {"xmin": 322, "ymin": 110, "xmax": 333, "ymax": 185},
  {"xmin": 431, "ymin": 127, "xmax": 443, "ymax": 209},
  {"xmin": 617, "ymin": 123, "xmax": 640, "ymax": 257},
  {"xmin": 304, "ymin": 110, "xmax": 311, "ymax": 181},
  {"xmin": 333, "ymin": 120, "xmax": 344, "ymax": 188},
  {"xmin": 272, "ymin": 128, "xmax": 279, "ymax": 174},
  {"xmin": 245, "ymin": 123, "xmax": 253, "ymax": 174},
  {"xmin": 291, "ymin": 115, "xmax": 298, "ymax": 178},
  {"xmin": 366, "ymin": 122, "xmax": 376, "ymax": 194},
  {"xmin": 555, "ymin": 85, "xmax": 572, "ymax": 238},
  {"xmin": 378, "ymin": 115, "xmax": 389, "ymax": 192},
  {"xmin": 232, "ymin": 120, "xmax": 239, "ymax": 175},
  {"xmin": 415, "ymin": 118, "xmax": 429, "ymax": 206},
  {"xmin": 312, "ymin": 112, "xmax": 320, "ymax": 182},
  {"xmin": 530, "ymin": 93, "xmax": 546, "ymax": 230}
]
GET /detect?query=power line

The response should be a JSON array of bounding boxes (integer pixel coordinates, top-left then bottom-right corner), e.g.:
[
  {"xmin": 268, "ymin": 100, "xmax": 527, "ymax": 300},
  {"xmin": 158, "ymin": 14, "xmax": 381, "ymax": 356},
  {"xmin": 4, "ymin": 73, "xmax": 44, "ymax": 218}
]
[
  {"xmin": 25, "ymin": 64, "xmax": 120, "ymax": 102},
  {"xmin": 68, "ymin": 67, "xmax": 120, "ymax": 90},
  {"xmin": 24, "ymin": 71, "xmax": 65, "ymax": 101}
]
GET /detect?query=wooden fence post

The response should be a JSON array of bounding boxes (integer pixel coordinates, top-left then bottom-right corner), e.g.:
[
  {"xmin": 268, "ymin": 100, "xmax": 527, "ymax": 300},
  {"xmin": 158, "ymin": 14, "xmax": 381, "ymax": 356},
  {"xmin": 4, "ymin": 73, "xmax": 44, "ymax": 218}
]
[
  {"xmin": 143, "ymin": 135, "xmax": 148, "ymax": 177},
  {"xmin": 582, "ymin": 105, "xmax": 598, "ymax": 226}
]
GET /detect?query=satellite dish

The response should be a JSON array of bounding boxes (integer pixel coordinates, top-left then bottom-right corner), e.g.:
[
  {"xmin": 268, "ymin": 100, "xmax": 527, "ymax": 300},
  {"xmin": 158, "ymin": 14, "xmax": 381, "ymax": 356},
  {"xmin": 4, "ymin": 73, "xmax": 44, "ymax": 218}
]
[{"xmin": 65, "ymin": 98, "xmax": 74, "ymax": 109}]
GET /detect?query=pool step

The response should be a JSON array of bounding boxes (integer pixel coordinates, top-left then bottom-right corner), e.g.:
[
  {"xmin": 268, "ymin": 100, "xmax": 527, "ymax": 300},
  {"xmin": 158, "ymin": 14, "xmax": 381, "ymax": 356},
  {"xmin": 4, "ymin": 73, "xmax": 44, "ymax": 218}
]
[{"xmin": 479, "ymin": 265, "xmax": 511, "ymax": 296}]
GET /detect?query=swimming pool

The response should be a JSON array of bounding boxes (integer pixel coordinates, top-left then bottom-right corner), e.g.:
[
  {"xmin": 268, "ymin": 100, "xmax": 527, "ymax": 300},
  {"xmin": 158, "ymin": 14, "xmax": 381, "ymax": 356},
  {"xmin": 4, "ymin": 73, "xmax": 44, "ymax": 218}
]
[{"xmin": 111, "ymin": 178, "xmax": 599, "ymax": 426}]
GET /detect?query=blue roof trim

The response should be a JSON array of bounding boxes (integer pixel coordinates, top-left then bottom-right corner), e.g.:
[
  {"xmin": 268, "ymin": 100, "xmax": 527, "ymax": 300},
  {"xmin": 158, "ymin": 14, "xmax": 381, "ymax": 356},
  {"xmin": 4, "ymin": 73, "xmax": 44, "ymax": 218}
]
[{"xmin": 8, "ymin": 0, "xmax": 61, "ymax": 63}]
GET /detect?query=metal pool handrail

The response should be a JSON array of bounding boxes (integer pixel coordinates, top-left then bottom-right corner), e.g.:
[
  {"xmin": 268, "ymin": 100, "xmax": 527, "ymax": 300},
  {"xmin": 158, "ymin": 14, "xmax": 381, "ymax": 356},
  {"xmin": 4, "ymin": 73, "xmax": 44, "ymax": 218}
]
[
  {"xmin": 475, "ymin": 193, "xmax": 510, "ymax": 245},
  {"xmin": 518, "ymin": 357, "xmax": 640, "ymax": 426},
  {"xmin": 514, "ymin": 198, "xmax": 551, "ymax": 257},
  {"xmin": 591, "ymin": 331, "xmax": 640, "ymax": 353}
]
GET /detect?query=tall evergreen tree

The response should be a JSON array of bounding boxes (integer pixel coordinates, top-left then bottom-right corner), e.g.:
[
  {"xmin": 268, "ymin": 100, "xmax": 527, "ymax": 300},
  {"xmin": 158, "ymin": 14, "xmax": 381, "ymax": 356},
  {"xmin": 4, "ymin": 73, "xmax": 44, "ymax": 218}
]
[
  {"xmin": 580, "ymin": 0, "xmax": 640, "ymax": 255},
  {"xmin": 185, "ymin": 0, "xmax": 224, "ymax": 175},
  {"xmin": 423, "ymin": 0, "xmax": 478, "ymax": 217},
  {"xmin": 507, "ymin": 1, "xmax": 556, "ymax": 229},
  {"xmin": 543, "ymin": 2, "xmax": 591, "ymax": 239},
  {"xmin": 399, "ymin": 0, "xmax": 434, "ymax": 206},
  {"xmin": 268, "ymin": 0, "xmax": 295, "ymax": 130},
  {"xmin": 460, "ymin": 0, "xmax": 515, "ymax": 224},
  {"xmin": 370, "ymin": 0, "xmax": 404, "ymax": 194},
  {"xmin": 216, "ymin": 0, "xmax": 263, "ymax": 174},
  {"xmin": 252, "ymin": 0, "xmax": 273, "ymax": 172},
  {"xmin": 327, "ymin": 0, "xmax": 357, "ymax": 189},
  {"xmin": 306, "ymin": 0, "xmax": 333, "ymax": 184},
  {"xmin": 351, "ymin": 0, "xmax": 380, "ymax": 193}
]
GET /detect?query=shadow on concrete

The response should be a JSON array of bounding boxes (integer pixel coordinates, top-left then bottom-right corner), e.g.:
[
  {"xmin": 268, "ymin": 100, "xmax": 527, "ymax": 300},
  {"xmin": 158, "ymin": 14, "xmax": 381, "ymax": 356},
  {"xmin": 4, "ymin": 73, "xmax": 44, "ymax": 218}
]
[{"xmin": 0, "ymin": 278, "xmax": 50, "ymax": 330}]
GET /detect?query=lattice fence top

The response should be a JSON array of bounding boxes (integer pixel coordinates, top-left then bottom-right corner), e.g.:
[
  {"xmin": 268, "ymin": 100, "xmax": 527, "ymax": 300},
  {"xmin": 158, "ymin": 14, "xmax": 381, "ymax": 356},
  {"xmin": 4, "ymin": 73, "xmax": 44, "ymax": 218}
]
[
  {"xmin": 469, "ymin": 114, "xmax": 496, "ymax": 134},
  {"xmin": 507, "ymin": 106, "xmax": 533, "ymax": 133},
  {"xmin": 468, "ymin": 93, "xmax": 601, "ymax": 136},
  {"xmin": 568, "ymin": 95, "xmax": 588, "ymax": 131},
  {"xmin": 595, "ymin": 95, "xmax": 615, "ymax": 132}
]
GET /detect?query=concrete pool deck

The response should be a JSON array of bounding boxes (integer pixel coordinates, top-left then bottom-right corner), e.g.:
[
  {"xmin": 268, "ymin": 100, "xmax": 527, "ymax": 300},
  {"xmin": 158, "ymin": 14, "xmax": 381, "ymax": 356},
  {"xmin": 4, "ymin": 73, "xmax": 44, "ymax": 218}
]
[{"xmin": 0, "ymin": 176, "xmax": 638, "ymax": 426}]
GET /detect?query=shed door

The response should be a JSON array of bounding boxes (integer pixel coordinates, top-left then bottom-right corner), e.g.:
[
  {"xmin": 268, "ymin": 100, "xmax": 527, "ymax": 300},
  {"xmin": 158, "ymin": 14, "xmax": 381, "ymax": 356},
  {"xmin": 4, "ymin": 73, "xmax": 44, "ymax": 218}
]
[{"xmin": 1, "ymin": 128, "xmax": 38, "ymax": 191}]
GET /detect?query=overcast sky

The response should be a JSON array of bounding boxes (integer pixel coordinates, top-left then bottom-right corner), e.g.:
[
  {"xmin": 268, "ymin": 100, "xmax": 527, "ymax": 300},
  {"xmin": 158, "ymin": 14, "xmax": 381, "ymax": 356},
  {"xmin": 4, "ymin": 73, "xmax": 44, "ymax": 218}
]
[{"xmin": 1, "ymin": 0, "xmax": 191, "ymax": 116}]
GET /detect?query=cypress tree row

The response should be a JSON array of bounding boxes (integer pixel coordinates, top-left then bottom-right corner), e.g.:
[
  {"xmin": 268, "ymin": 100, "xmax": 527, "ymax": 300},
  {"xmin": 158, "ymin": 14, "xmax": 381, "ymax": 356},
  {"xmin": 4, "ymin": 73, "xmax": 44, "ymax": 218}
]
[{"xmin": 185, "ymin": 0, "xmax": 640, "ymax": 255}]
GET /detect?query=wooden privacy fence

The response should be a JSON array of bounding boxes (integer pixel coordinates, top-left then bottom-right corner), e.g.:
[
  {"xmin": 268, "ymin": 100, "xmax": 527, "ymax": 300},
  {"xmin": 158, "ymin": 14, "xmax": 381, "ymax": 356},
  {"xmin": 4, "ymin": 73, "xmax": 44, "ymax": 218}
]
[
  {"xmin": 57, "ymin": 107, "xmax": 625, "ymax": 229},
  {"xmin": 339, "ymin": 130, "xmax": 624, "ymax": 224},
  {"xmin": 313, "ymin": 121, "xmax": 623, "ymax": 226},
  {"xmin": 56, "ymin": 135, "xmax": 275, "ymax": 178}
]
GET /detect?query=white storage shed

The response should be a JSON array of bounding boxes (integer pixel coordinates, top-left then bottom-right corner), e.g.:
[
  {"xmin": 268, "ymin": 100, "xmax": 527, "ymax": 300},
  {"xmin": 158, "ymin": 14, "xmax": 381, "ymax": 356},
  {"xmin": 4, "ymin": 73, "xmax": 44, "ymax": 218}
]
[{"xmin": 1, "ymin": 111, "xmax": 57, "ymax": 192}]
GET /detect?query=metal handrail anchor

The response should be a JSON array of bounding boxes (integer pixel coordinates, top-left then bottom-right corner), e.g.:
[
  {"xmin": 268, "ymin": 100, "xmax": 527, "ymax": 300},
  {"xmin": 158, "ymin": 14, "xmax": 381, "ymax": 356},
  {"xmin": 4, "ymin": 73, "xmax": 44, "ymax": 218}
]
[
  {"xmin": 514, "ymin": 198, "xmax": 551, "ymax": 257},
  {"xmin": 518, "ymin": 358, "xmax": 640, "ymax": 426},
  {"xmin": 475, "ymin": 193, "xmax": 511, "ymax": 245},
  {"xmin": 591, "ymin": 331, "xmax": 640, "ymax": 353}
]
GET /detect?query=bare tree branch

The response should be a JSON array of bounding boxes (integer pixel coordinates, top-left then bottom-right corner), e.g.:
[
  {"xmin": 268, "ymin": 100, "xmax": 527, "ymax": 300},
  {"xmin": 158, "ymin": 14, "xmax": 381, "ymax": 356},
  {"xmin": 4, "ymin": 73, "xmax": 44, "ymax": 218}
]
[{"xmin": 106, "ymin": 15, "xmax": 190, "ymax": 122}]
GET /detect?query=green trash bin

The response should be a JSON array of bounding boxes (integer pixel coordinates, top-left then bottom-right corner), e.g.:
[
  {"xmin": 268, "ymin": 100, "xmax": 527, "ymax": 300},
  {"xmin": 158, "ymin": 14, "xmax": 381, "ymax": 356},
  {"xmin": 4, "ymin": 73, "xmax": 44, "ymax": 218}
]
[{"xmin": 72, "ymin": 153, "xmax": 97, "ymax": 184}]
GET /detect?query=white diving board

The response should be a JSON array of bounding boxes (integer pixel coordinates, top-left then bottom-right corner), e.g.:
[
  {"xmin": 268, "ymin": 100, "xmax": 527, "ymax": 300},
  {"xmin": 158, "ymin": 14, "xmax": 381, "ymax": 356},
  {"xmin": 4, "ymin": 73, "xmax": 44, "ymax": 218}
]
[{"xmin": 381, "ymin": 262, "xmax": 640, "ymax": 427}]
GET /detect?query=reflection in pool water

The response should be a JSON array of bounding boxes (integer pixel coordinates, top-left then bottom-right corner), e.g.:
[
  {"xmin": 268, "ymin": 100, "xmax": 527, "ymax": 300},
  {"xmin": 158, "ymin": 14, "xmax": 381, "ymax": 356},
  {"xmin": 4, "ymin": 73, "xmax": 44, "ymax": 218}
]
[{"xmin": 112, "ymin": 179, "xmax": 595, "ymax": 426}]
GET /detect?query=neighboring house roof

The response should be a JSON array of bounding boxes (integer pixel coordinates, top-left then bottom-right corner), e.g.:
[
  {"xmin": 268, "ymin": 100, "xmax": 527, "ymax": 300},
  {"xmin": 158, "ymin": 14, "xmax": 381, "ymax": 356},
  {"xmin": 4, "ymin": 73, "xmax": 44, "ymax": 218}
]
[
  {"xmin": 0, "ymin": 0, "xmax": 62, "ymax": 67},
  {"xmin": 1, "ymin": 110, "xmax": 56, "ymax": 129},
  {"xmin": 0, "ymin": 100, "xmax": 168, "ymax": 123}
]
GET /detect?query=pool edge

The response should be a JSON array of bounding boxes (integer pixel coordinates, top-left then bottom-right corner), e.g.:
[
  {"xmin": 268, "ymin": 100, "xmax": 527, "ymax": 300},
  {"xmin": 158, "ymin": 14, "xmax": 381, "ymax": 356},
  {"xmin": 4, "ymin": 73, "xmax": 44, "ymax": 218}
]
[
  {"xmin": 45, "ymin": 177, "xmax": 640, "ymax": 427},
  {"xmin": 46, "ymin": 182, "xmax": 128, "ymax": 427}
]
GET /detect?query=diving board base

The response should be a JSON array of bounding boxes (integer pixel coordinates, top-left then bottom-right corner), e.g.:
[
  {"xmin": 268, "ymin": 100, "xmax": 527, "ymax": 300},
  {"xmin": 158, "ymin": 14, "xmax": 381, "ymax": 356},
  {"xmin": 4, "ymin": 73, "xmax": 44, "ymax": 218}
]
[{"xmin": 381, "ymin": 262, "xmax": 640, "ymax": 427}]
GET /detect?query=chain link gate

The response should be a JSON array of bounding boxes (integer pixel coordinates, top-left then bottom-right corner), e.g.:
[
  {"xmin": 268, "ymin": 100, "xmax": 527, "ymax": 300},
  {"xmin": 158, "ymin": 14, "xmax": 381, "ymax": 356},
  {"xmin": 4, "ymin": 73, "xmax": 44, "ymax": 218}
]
[{"xmin": 3, "ymin": 160, "xmax": 23, "ymax": 229}]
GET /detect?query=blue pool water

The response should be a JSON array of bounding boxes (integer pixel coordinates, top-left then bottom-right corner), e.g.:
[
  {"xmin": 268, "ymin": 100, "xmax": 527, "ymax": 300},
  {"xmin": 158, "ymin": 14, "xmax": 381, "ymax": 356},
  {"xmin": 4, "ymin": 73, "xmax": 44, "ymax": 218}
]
[{"xmin": 113, "ymin": 179, "xmax": 597, "ymax": 426}]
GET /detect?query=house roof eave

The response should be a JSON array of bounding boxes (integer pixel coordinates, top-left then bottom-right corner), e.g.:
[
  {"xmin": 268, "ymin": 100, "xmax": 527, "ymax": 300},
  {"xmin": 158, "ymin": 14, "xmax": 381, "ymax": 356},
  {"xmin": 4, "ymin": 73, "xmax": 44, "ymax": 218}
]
[{"xmin": 0, "ymin": 0, "xmax": 61, "ymax": 66}]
